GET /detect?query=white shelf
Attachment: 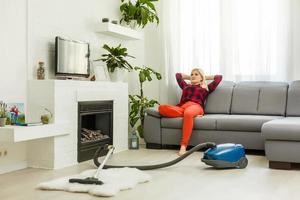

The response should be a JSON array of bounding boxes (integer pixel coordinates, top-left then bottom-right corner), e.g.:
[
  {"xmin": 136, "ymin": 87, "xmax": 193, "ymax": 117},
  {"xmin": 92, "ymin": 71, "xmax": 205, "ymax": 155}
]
[
  {"xmin": 96, "ymin": 23, "xmax": 143, "ymax": 40},
  {"xmin": 0, "ymin": 123, "xmax": 72, "ymax": 142}
]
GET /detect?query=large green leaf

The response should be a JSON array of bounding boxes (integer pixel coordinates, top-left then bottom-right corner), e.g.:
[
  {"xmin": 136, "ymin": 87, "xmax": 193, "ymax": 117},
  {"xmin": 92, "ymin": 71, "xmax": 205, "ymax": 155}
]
[
  {"xmin": 139, "ymin": 72, "xmax": 146, "ymax": 83},
  {"xmin": 130, "ymin": 117, "xmax": 140, "ymax": 128}
]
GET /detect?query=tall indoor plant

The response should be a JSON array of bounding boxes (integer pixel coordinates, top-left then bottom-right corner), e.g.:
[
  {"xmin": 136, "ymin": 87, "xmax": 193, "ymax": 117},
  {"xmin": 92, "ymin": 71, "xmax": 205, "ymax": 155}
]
[
  {"xmin": 95, "ymin": 44, "xmax": 135, "ymax": 81},
  {"xmin": 120, "ymin": 0, "xmax": 159, "ymax": 28},
  {"xmin": 129, "ymin": 66, "xmax": 161, "ymax": 138}
]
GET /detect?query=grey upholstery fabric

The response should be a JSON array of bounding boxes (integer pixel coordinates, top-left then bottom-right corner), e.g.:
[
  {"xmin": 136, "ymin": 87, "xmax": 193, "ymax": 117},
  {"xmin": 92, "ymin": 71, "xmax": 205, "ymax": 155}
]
[
  {"xmin": 216, "ymin": 115, "xmax": 283, "ymax": 132},
  {"xmin": 161, "ymin": 129, "xmax": 264, "ymax": 150},
  {"xmin": 262, "ymin": 117, "xmax": 300, "ymax": 141},
  {"xmin": 145, "ymin": 108, "xmax": 161, "ymax": 118},
  {"xmin": 204, "ymin": 81, "xmax": 235, "ymax": 114},
  {"xmin": 231, "ymin": 86, "xmax": 260, "ymax": 114},
  {"xmin": 231, "ymin": 82, "xmax": 288, "ymax": 116},
  {"xmin": 257, "ymin": 84, "xmax": 288, "ymax": 116},
  {"xmin": 265, "ymin": 141, "xmax": 300, "ymax": 163},
  {"xmin": 144, "ymin": 115, "xmax": 162, "ymax": 144},
  {"xmin": 161, "ymin": 114, "xmax": 228, "ymax": 130},
  {"xmin": 286, "ymin": 81, "xmax": 300, "ymax": 116}
]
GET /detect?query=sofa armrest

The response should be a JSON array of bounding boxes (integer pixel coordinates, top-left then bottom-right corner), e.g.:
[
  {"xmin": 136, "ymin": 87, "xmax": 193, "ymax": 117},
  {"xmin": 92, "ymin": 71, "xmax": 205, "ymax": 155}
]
[
  {"xmin": 144, "ymin": 113, "xmax": 162, "ymax": 146},
  {"xmin": 145, "ymin": 108, "xmax": 161, "ymax": 118}
]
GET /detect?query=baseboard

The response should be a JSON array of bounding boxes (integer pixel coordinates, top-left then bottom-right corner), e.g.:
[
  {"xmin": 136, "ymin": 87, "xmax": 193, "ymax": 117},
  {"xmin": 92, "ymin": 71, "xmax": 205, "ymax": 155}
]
[
  {"xmin": 146, "ymin": 143, "xmax": 162, "ymax": 149},
  {"xmin": 0, "ymin": 160, "xmax": 28, "ymax": 174}
]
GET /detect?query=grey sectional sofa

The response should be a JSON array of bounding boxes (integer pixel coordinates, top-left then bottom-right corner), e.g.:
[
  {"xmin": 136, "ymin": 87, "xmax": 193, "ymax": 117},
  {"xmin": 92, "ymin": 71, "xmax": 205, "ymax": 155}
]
[{"xmin": 144, "ymin": 80, "xmax": 300, "ymax": 169}]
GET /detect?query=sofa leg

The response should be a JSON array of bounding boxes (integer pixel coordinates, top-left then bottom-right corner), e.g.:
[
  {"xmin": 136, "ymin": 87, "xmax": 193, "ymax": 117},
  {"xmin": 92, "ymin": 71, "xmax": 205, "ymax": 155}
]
[{"xmin": 269, "ymin": 161, "xmax": 292, "ymax": 170}]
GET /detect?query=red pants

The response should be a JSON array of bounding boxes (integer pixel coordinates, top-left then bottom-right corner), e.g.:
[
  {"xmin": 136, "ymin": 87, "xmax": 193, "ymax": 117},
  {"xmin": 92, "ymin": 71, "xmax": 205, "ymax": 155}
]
[{"xmin": 158, "ymin": 101, "xmax": 204, "ymax": 147}]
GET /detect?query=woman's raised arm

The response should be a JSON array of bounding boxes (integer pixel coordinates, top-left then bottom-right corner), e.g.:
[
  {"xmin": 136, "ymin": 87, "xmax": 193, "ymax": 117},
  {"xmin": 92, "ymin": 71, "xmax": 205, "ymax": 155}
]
[{"xmin": 175, "ymin": 73, "xmax": 188, "ymax": 89}]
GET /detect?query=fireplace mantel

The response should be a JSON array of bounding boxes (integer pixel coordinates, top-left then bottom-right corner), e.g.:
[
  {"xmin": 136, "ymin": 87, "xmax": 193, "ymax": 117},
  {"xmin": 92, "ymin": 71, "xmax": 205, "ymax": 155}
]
[{"xmin": 27, "ymin": 80, "xmax": 128, "ymax": 169}]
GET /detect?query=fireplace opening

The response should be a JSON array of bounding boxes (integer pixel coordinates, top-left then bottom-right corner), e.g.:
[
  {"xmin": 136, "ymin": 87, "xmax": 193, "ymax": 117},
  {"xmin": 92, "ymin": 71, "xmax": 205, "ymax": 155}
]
[{"xmin": 78, "ymin": 101, "xmax": 113, "ymax": 162}]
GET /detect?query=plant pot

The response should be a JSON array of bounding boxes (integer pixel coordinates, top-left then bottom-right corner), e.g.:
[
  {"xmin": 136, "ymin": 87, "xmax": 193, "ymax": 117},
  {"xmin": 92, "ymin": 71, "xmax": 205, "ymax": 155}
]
[
  {"xmin": 120, "ymin": 20, "xmax": 137, "ymax": 29},
  {"xmin": 41, "ymin": 114, "xmax": 51, "ymax": 124},
  {"xmin": 0, "ymin": 117, "xmax": 7, "ymax": 127},
  {"xmin": 109, "ymin": 68, "xmax": 128, "ymax": 82},
  {"xmin": 129, "ymin": 20, "xmax": 138, "ymax": 29}
]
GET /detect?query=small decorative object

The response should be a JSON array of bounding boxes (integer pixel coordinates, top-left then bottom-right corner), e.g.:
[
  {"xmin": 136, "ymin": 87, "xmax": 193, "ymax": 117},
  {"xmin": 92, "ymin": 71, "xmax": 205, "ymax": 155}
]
[
  {"xmin": 41, "ymin": 108, "xmax": 53, "ymax": 124},
  {"xmin": 0, "ymin": 101, "xmax": 7, "ymax": 127},
  {"xmin": 111, "ymin": 20, "xmax": 118, "ymax": 25},
  {"xmin": 7, "ymin": 103, "xmax": 25, "ymax": 125},
  {"xmin": 102, "ymin": 18, "xmax": 109, "ymax": 23},
  {"xmin": 129, "ymin": 130, "xmax": 139, "ymax": 149},
  {"xmin": 37, "ymin": 61, "xmax": 45, "ymax": 80}
]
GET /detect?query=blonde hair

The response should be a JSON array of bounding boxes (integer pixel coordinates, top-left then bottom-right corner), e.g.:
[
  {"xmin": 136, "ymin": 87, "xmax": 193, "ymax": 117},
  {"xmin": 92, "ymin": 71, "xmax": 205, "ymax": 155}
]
[{"xmin": 191, "ymin": 68, "xmax": 209, "ymax": 91}]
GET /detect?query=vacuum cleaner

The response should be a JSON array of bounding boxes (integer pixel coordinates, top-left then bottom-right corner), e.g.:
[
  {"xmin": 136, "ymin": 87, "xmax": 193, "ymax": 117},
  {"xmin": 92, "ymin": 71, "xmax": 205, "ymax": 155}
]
[{"xmin": 69, "ymin": 142, "xmax": 248, "ymax": 185}]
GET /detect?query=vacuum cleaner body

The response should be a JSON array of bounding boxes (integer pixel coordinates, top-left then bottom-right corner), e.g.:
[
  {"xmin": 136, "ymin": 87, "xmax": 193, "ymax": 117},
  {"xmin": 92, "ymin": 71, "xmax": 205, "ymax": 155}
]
[{"xmin": 201, "ymin": 143, "xmax": 248, "ymax": 169}]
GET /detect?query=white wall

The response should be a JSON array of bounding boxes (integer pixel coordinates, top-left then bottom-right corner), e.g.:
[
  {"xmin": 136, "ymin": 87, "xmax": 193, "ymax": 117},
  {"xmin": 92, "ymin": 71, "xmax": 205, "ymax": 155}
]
[
  {"xmin": 0, "ymin": 0, "xmax": 27, "ymax": 103},
  {"xmin": 0, "ymin": 0, "xmax": 28, "ymax": 173},
  {"xmin": 291, "ymin": 0, "xmax": 300, "ymax": 80},
  {"xmin": 143, "ymin": 1, "xmax": 164, "ymax": 102}
]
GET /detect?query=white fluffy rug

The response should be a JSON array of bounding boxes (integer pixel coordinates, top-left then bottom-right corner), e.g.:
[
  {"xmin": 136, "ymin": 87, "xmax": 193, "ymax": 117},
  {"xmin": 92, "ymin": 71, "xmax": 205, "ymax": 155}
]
[{"xmin": 37, "ymin": 167, "xmax": 152, "ymax": 197}]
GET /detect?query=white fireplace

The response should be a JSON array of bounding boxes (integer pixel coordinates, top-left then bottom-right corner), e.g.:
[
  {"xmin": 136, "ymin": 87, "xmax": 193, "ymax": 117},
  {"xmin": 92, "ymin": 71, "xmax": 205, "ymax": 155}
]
[{"xmin": 26, "ymin": 80, "xmax": 128, "ymax": 169}]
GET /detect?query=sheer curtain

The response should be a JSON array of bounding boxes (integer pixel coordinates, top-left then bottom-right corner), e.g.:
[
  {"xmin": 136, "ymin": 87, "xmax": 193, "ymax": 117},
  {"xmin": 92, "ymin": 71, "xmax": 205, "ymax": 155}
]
[{"xmin": 160, "ymin": 0, "xmax": 292, "ymax": 104}]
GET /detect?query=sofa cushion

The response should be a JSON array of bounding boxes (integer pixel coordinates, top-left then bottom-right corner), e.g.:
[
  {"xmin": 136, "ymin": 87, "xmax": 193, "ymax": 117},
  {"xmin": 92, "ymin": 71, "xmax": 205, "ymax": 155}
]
[
  {"xmin": 204, "ymin": 81, "xmax": 235, "ymax": 114},
  {"xmin": 262, "ymin": 117, "xmax": 300, "ymax": 141},
  {"xmin": 231, "ymin": 86, "xmax": 259, "ymax": 115},
  {"xmin": 231, "ymin": 82, "xmax": 288, "ymax": 116},
  {"xmin": 286, "ymin": 81, "xmax": 300, "ymax": 117},
  {"xmin": 161, "ymin": 114, "xmax": 228, "ymax": 130},
  {"xmin": 216, "ymin": 115, "xmax": 283, "ymax": 132}
]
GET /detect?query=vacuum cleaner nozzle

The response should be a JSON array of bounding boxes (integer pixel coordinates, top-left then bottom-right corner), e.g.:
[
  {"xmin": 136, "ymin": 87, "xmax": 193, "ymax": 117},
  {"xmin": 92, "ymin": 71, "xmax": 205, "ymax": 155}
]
[
  {"xmin": 69, "ymin": 145, "xmax": 115, "ymax": 185},
  {"xmin": 69, "ymin": 177, "xmax": 103, "ymax": 185}
]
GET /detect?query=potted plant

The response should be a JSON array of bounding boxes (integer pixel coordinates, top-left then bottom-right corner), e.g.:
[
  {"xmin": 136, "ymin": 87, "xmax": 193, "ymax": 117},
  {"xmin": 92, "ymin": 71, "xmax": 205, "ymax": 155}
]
[
  {"xmin": 129, "ymin": 66, "xmax": 161, "ymax": 138},
  {"xmin": 0, "ymin": 101, "xmax": 7, "ymax": 127},
  {"xmin": 95, "ymin": 44, "xmax": 134, "ymax": 82},
  {"xmin": 120, "ymin": 0, "xmax": 159, "ymax": 29}
]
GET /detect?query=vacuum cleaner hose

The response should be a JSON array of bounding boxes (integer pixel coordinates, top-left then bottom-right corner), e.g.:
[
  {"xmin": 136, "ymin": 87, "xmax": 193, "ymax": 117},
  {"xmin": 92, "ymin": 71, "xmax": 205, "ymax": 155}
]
[{"xmin": 93, "ymin": 142, "xmax": 216, "ymax": 170}]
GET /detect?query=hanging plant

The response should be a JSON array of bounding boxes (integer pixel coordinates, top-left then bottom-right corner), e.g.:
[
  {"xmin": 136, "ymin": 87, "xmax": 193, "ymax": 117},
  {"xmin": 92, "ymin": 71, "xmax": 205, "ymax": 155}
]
[{"xmin": 120, "ymin": 0, "xmax": 159, "ymax": 28}]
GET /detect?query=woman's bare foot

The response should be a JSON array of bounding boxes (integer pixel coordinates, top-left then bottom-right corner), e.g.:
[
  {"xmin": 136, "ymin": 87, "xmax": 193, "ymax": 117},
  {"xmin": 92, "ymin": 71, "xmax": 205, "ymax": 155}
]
[{"xmin": 178, "ymin": 145, "xmax": 186, "ymax": 156}]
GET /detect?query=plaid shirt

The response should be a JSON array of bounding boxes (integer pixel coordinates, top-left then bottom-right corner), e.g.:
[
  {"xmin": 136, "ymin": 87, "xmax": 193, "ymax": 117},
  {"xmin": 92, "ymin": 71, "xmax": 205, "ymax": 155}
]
[{"xmin": 176, "ymin": 73, "xmax": 223, "ymax": 107}]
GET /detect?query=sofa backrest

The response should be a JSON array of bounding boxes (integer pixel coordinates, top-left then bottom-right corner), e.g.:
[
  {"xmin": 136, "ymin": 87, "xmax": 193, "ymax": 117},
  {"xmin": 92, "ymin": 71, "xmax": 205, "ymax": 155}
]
[
  {"xmin": 230, "ymin": 82, "xmax": 288, "ymax": 116},
  {"xmin": 204, "ymin": 81, "xmax": 235, "ymax": 114},
  {"xmin": 286, "ymin": 81, "xmax": 300, "ymax": 116}
]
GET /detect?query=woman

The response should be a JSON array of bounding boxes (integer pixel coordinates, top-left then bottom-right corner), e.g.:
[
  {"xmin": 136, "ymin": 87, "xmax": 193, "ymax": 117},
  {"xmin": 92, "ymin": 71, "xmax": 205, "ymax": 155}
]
[{"xmin": 159, "ymin": 68, "xmax": 222, "ymax": 155}]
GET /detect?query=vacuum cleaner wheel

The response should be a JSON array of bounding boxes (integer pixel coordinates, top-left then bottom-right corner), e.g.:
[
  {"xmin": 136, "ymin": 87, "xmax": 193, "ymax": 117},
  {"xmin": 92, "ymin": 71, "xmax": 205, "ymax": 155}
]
[
  {"xmin": 201, "ymin": 157, "xmax": 248, "ymax": 169},
  {"xmin": 238, "ymin": 157, "xmax": 248, "ymax": 169}
]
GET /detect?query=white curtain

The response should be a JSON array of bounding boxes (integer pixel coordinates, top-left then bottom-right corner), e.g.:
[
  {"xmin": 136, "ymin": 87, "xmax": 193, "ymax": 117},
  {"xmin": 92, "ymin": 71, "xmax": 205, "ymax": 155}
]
[{"xmin": 160, "ymin": 0, "xmax": 292, "ymax": 104}]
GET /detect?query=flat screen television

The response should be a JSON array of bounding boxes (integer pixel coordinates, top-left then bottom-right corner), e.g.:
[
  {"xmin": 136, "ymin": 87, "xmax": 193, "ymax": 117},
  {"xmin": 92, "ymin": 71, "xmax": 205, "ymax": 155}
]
[{"xmin": 55, "ymin": 36, "xmax": 90, "ymax": 77}]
